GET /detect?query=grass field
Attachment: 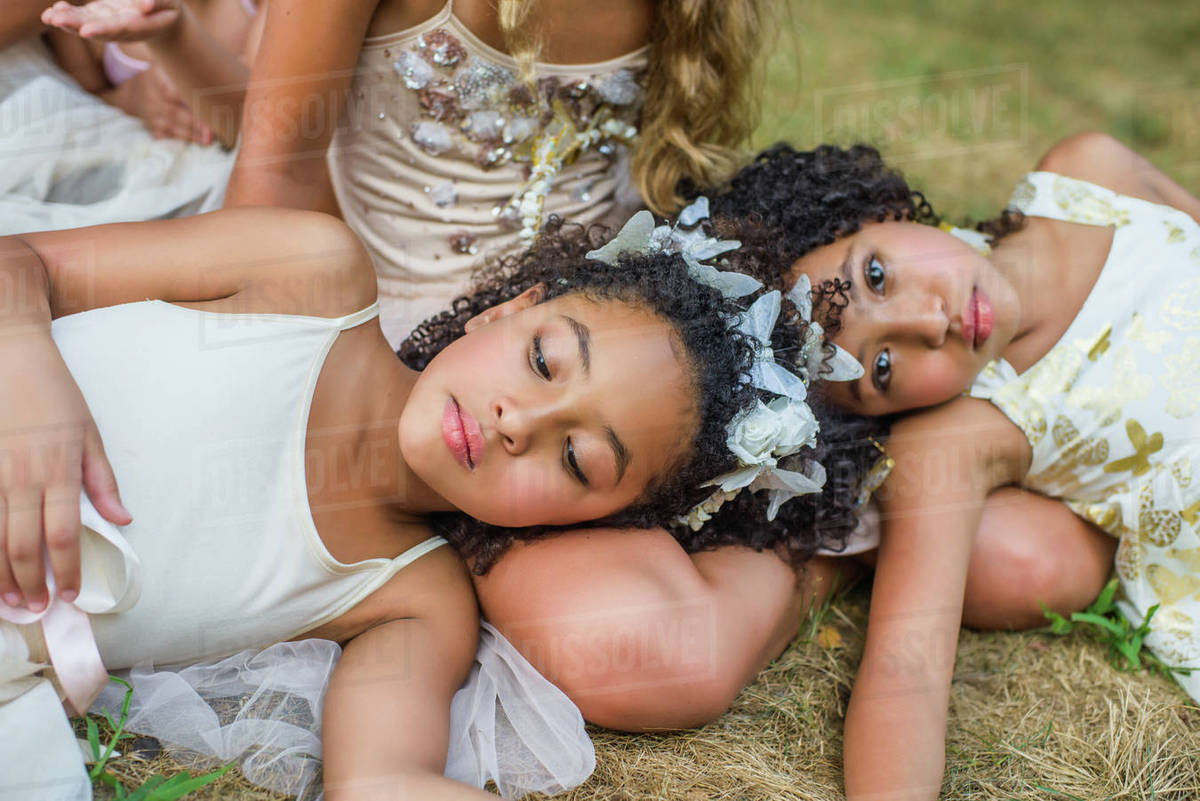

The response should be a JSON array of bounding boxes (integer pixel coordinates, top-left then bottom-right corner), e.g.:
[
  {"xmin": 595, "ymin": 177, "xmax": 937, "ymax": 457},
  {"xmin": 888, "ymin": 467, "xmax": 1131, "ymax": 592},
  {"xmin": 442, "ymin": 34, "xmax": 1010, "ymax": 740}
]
[
  {"xmin": 81, "ymin": 1, "xmax": 1200, "ymax": 798},
  {"xmin": 756, "ymin": 0, "xmax": 1200, "ymax": 219}
]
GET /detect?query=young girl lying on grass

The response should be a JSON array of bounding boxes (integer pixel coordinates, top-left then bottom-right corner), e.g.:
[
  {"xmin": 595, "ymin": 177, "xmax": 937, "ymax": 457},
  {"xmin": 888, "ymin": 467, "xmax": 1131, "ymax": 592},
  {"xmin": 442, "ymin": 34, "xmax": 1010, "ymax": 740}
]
[
  {"xmin": 716, "ymin": 133, "xmax": 1200, "ymax": 799},
  {"xmin": 0, "ymin": 203, "xmax": 863, "ymax": 799}
]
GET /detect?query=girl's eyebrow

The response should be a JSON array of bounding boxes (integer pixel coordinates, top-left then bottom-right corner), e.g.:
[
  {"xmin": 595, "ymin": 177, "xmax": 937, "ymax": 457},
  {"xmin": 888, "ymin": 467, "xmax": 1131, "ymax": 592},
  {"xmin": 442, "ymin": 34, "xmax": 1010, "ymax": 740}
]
[{"xmin": 560, "ymin": 314, "xmax": 591, "ymax": 374}]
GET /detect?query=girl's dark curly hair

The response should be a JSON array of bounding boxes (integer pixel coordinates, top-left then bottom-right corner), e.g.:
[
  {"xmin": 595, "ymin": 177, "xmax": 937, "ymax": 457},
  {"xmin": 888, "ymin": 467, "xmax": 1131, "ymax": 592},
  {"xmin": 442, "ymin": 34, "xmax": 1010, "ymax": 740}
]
[
  {"xmin": 400, "ymin": 216, "xmax": 832, "ymax": 573},
  {"xmin": 706, "ymin": 142, "xmax": 1026, "ymax": 261},
  {"xmin": 694, "ymin": 143, "xmax": 988, "ymax": 556}
]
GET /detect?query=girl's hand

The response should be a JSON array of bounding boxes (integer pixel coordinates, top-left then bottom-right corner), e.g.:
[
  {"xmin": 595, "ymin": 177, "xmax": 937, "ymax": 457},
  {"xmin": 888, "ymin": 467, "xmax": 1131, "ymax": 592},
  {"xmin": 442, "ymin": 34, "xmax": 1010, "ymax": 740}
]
[
  {"xmin": 0, "ymin": 336, "xmax": 131, "ymax": 613},
  {"xmin": 41, "ymin": 0, "xmax": 180, "ymax": 43},
  {"xmin": 103, "ymin": 66, "xmax": 215, "ymax": 145}
]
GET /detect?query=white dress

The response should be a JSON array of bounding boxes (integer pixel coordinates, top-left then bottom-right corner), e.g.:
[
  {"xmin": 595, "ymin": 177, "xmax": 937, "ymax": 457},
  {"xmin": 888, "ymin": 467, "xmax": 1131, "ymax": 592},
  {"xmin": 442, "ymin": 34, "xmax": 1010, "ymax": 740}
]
[
  {"xmin": 0, "ymin": 301, "xmax": 592, "ymax": 800},
  {"xmin": 969, "ymin": 171, "xmax": 1200, "ymax": 701},
  {"xmin": 0, "ymin": 37, "xmax": 234, "ymax": 235}
]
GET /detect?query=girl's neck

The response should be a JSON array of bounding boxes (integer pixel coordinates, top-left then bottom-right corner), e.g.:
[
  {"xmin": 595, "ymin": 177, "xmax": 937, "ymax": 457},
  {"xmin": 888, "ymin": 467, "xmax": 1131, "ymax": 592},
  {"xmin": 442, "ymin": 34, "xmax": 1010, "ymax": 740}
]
[
  {"xmin": 989, "ymin": 217, "xmax": 1113, "ymax": 373},
  {"xmin": 306, "ymin": 333, "xmax": 455, "ymax": 525}
]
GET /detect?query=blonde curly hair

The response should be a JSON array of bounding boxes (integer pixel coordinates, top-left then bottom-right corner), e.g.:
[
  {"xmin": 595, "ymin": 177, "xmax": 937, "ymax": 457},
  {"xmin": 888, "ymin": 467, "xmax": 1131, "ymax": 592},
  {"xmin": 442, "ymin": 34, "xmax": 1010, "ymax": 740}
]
[{"xmin": 498, "ymin": 0, "xmax": 767, "ymax": 215}]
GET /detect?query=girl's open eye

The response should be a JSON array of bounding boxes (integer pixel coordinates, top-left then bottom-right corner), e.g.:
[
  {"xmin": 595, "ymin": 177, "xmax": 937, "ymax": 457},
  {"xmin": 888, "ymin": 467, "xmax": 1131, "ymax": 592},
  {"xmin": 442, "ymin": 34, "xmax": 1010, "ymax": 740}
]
[
  {"xmin": 564, "ymin": 438, "xmax": 589, "ymax": 486},
  {"xmin": 530, "ymin": 334, "xmax": 551, "ymax": 380},
  {"xmin": 864, "ymin": 255, "xmax": 886, "ymax": 292},
  {"xmin": 872, "ymin": 349, "xmax": 892, "ymax": 392}
]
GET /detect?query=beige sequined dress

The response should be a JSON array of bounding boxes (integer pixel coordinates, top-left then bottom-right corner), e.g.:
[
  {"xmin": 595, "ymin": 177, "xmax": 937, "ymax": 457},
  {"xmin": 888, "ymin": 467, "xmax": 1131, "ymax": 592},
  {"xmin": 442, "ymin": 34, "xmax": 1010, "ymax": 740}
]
[
  {"xmin": 968, "ymin": 171, "xmax": 1200, "ymax": 699},
  {"xmin": 328, "ymin": 0, "xmax": 648, "ymax": 346}
]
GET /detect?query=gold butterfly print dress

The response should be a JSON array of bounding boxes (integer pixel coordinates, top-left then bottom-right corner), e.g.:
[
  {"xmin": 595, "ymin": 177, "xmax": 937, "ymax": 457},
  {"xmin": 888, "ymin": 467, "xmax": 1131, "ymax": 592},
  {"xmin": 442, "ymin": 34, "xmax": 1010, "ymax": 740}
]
[{"xmin": 969, "ymin": 171, "xmax": 1200, "ymax": 700}]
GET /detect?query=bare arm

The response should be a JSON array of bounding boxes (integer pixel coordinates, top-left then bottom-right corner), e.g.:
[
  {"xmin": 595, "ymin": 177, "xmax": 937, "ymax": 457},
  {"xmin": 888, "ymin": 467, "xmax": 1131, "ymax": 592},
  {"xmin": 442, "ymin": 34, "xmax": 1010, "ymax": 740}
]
[
  {"xmin": 0, "ymin": 209, "xmax": 372, "ymax": 608},
  {"xmin": 224, "ymin": 0, "xmax": 378, "ymax": 214},
  {"xmin": 42, "ymin": 0, "xmax": 250, "ymax": 147},
  {"xmin": 321, "ymin": 583, "xmax": 491, "ymax": 801},
  {"xmin": 843, "ymin": 401, "xmax": 1028, "ymax": 801},
  {"xmin": 15, "ymin": 206, "xmax": 373, "ymax": 318},
  {"xmin": 43, "ymin": 28, "xmax": 109, "ymax": 93},
  {"xmin": 0, "ymin": 0, "xmax": 52, "ymax": 48},
  {"xmin": 473, "ymin": 528, "xmax": 853, "ymax": 731},
  {"xmin": 1038, "ymin": 131, "xmax": 1200, "ymax": 223}
]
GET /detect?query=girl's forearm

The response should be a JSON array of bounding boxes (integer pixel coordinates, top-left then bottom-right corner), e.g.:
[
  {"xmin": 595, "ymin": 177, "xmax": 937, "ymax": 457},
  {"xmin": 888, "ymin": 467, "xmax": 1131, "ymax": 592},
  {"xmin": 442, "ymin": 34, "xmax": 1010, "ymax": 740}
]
[
  {"xmin": 0, "ymin": 237, "xmax": 52, "ymax": 334},
  {"xmin": 843, "ymin": 619, "xmax": 957, "ymax": 801},
  {"xmin": 45, "ymin": 29, "xmax": 109, "ymax": 94},
  {"xmin": 142, "ymin": 3, "xmax": 249, "ymax": 147},
  {"xmin": 0, "ymin": 0, "xmax": 51, "ymax": 48}
]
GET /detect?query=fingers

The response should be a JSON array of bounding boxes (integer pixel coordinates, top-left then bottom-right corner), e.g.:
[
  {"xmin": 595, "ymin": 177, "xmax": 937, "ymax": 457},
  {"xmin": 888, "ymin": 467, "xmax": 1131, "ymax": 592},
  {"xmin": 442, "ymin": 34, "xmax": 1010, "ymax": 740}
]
[
  {"xmin": 44, "ymin": 0, "xmax": 178, "ymax": 41},
  {"xmin": 82, "ymin": 424, "xmax": 132, "ymax": 526},
  {"xmin": 41, "ymin": 1, "xmax": 87, "ymax": 32},
  {"xmin": 44, "ymin": 484, "xmax": 81, "ymax": 603},
  {"xmin": 193, "ymin": 121, "xmax": 215, "ymax": 147},
  {"xmin": 7, "ymin": 489, "xmax": 47, "ymax": 611},
  {"xmin": 0, "ymin": 498, "xmax": 16, "ymax": 608}
]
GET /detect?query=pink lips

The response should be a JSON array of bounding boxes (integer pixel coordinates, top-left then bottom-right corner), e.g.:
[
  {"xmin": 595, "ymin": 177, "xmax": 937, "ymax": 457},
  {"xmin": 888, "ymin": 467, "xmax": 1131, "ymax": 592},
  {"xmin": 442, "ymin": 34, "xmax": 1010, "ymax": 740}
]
[
  {"xmin": 971, "ymin": 289, "xmax": 994, "ymax": 348},
  {"xmin": 442, "ymin": 398, "xmax": 485, "ymax": 470}
]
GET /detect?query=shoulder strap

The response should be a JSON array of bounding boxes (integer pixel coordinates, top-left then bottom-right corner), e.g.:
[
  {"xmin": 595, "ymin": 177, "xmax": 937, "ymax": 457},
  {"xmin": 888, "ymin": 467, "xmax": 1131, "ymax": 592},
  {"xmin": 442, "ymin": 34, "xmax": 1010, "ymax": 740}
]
[
  {"xmin": 396, "ymin": 536, "xmax": 449, "ymax": 567},
  {"xmin": 1008, "ymin": 171, "xmax": 1132, "ymax": 228},
  {"xmin": 335, "ymin": 301, "xmax": 381, "ymax": 331}
]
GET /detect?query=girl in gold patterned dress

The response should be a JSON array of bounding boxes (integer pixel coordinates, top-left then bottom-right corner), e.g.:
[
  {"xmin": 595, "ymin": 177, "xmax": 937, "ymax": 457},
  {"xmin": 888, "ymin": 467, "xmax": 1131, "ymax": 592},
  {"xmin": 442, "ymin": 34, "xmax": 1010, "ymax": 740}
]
[{"xmin": 711, "ymin": 132, "xmax": 1200, "ymax": 800}]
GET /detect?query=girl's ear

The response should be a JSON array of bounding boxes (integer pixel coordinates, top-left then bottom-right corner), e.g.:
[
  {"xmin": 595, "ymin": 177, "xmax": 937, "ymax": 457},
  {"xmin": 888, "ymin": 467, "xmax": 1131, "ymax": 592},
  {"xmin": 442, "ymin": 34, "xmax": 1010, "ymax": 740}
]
[{"xmin": 464, "ymin": 283, "xmax": 547, "ymax": 332}]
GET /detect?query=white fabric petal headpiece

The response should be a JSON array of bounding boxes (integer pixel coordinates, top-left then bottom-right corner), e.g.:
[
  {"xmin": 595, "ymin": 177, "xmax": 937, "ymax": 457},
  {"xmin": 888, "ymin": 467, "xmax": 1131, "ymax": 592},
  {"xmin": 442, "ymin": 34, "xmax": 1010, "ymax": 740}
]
[{"xmin": 587, "ymin": 199, "xmax": 848, "ymax": 527}]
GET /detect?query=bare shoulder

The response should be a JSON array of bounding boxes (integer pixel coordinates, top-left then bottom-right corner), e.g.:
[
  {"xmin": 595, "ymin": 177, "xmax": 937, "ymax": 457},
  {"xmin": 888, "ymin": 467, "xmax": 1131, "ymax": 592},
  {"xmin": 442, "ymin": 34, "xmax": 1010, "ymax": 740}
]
[
  {"xmin": 1037, "ymin": 132, "xmax": 1164, "ymax": 204},
  {"xmin": 20, "ymin": 207, "xmax": 375, "ymax": 318},
  {"xmin": 205, "ymin": 207, "xmax": 378, "ymax": 318},
  {"xmin": 319, "ymin": 536, "xmax": 479, "ymax": 652}
]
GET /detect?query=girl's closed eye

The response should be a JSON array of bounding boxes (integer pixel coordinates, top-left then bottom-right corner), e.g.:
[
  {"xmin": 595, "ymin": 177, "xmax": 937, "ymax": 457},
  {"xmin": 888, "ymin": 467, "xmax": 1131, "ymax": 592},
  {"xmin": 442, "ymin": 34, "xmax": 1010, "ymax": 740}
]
[
  {"xmin": 529, "ymin": 333, "xmax": 588, "ymax": 485},
  {"xmin": 564, "ymin": 438, "xmax": 589, "ymax": 486},
  {"xmin": 864, "ymin": 254, "xmax": 886, "ymax": 292},
  {"xmin": 530, "ymin": 333, "xmax": 551, "ymax": 379}
]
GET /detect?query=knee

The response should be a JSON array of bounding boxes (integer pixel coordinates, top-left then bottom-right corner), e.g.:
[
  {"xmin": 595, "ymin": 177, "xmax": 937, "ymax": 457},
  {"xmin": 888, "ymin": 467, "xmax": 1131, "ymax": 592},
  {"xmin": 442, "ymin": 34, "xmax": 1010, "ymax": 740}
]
[{"xmin": 964, "ymin": 499, "xmax": 1108, "ymax": 630}]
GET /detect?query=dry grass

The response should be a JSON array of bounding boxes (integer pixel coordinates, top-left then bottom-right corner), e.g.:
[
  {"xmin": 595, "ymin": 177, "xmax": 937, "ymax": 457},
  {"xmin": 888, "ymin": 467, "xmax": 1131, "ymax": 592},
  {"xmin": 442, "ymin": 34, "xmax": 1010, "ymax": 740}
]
[
  {"xmin": 535, "ymin": 588, "xmax": 1200, "ymax": 801},
  {"xmin": 90, "ymin": 586, "xmax": 1200, "ymax": 800}
]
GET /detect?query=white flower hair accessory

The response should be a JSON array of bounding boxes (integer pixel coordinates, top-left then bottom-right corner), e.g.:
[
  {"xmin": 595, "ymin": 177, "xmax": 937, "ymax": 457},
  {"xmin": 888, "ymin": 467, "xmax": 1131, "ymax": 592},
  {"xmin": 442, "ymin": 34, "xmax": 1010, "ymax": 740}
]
[
  {"xmin": 585, "ymin": 199, "xmax": 864, "ymax": 530},
  {"xmin": 786, "ymin": 275, "xmax": 864, "ymax": 384}
]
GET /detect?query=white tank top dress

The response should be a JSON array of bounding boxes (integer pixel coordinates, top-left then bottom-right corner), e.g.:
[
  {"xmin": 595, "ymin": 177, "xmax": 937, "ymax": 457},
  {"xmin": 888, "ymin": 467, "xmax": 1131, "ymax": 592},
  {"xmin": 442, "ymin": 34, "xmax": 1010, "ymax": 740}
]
[{"xmin": 1, "ymin": 300, "xmax": 593, "ymax": 800}]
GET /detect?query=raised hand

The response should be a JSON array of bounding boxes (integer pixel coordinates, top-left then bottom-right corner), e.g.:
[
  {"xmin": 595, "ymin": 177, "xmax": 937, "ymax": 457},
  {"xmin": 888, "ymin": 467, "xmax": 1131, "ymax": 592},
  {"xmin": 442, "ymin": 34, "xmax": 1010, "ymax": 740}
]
[
  {"xmin": 0, "ymin": 336, "xmax": 132, "ymax": 613},
  {"xmin": 103, "ymin": 64, "xmax": 215, "ymax": 145},
  {"xmin": 41, "ymin": 0, "xmax": 181, "ymax": 42}
]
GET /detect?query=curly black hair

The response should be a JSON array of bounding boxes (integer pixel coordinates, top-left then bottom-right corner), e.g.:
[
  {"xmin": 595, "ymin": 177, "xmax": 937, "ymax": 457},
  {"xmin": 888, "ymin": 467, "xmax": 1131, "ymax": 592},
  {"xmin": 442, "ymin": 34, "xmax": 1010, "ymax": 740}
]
[
  {"xmin": 707, "ymin": 142, "xmax": 1025, "ymax": 264},
  {"xmin": 399, "ymin": 216, "xmax": 834, "ymax": 573}
]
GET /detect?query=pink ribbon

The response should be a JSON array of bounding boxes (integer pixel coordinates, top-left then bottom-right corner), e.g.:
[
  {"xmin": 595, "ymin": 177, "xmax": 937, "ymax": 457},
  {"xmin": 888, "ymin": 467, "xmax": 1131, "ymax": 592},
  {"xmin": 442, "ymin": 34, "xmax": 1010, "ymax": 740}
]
[{"xmin": 0, "ymin": 563, "xmax": 108, "ymax": 717}]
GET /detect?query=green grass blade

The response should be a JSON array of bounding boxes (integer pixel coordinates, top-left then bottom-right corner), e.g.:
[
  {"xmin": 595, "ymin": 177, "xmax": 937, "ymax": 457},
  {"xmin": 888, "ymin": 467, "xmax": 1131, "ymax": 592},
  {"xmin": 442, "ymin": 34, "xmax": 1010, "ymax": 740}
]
[
  {"xmin": 85, "ymin": 717, "xmax": 101, "ymax": 762},
  {"xmin": 1069, "ymin": 612, "xmax": 1126, "ymax": 637},
  {"xmin": 1092, "ymin": 578, "xmax": 1119, "ymax": 614}
]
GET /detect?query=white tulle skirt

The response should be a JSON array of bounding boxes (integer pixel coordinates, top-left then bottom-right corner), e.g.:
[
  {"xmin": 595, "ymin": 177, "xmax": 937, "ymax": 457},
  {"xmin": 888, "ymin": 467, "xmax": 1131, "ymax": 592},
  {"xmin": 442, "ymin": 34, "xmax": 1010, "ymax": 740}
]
[
  {"xmin": 2, "ymin": 621, "xmax": 595, "ymax": 800},
  {"xmin": 92, "ymin": 623, "xmax": 595, "ymax": 799},
  {"xmin": 0, "ymin": 37, "xmax": 234, "ymax": 235}
]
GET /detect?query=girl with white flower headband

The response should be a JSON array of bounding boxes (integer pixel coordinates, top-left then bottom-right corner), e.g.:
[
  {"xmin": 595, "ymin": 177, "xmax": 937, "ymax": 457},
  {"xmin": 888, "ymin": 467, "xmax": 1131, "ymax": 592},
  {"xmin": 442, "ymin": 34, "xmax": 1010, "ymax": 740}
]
[
  {"xmin": 711, "ymin": 134, "xmax": 1200, "ymax": 800},
  {"xmin": 0, "ymin": 203, "xmax": 864, "ymax": 797}
]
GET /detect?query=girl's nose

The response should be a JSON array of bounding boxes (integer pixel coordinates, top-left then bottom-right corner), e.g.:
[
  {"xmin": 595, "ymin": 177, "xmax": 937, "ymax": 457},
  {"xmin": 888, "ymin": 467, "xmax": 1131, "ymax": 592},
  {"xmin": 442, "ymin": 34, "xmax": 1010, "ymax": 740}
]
[
  {"xmin": 887, "ymin": 293, "xmax": 948, "ymax": 347},
  {"xmin": 491, "ymin": 396, "xmax": 553, "ymax": 455}
]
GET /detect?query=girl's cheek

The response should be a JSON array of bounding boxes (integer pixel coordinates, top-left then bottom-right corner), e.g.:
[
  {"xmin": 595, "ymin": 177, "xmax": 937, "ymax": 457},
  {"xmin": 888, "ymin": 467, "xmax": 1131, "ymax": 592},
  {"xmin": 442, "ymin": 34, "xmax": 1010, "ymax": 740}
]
[
  {"xmin": 912, "ymin": 360, "xmax": 972, "ymax": 407},
  {"xmin": 481, "ymin": 466, "xmax": 574, "ymax": 526}
]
